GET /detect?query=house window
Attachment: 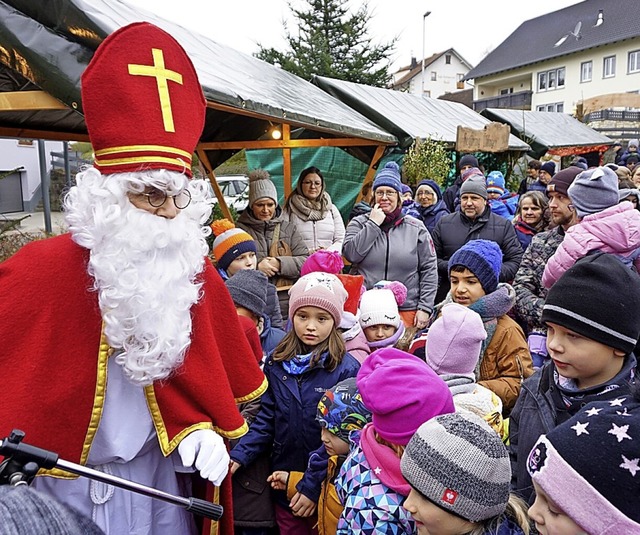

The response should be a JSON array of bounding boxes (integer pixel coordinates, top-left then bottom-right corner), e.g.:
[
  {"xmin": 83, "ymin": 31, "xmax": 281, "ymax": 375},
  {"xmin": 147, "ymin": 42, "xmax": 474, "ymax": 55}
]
[
  {"xmin": 538, "ymin": 72, "xmax": 547, "ymax": 91},
  {"xmin": 537, "ymin": 67, "xmax": 565, "ymax": 92},
  {"xmin": 445, "ymin": 54, "xmax": 451, "ymax": 64},
  {"xmin": 603, "ymin": 55, "xmax": 616, "ymax": 78},
  {"xmin": 500, "ymin": 88, "xmax": 513, "ymax": 95},
  {"xmin": 580, "ymin": 61, "xmax": 592, "ymax": 82},
  {"xmin": 424, "ymin": 90, "xmax": 431, "ymax": 98},
  {"xmin": 431, "ymin": 71, "xmax": 437, "ymax": 81},
  {"xmin": 537, "ymin": 103, "xmax": 564, "ymax": 112},
  {"xmin": 628, "ymin": 50, "xmax": 640, "ymax": 73}
]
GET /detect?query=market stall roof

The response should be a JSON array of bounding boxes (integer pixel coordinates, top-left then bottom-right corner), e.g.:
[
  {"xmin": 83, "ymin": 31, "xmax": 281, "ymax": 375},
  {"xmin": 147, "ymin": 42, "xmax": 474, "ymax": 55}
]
[
  {"xmin": 312, "ymin": 75, "xmax": 531, "ymax": 152},
  {"xmin": 480, "ymin": 108, "xmax": 613, "ymax": 158},
  {"xmin": 0, "ymin": 0, "xmax": 397, "ymax": 167}
]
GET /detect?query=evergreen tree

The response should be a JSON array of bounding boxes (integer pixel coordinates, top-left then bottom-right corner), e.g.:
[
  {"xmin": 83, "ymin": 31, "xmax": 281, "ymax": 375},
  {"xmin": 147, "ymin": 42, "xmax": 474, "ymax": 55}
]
[{"xmin": 256, "ymin": 0, "xmax": 395, "ymax": 87}]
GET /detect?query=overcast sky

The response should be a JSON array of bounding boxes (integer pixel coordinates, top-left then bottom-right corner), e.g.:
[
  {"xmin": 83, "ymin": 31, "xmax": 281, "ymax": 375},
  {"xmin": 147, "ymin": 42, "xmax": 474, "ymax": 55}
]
[{"xmin": 125, "ymin": 0, "xmax": 580, "ymax": 71}]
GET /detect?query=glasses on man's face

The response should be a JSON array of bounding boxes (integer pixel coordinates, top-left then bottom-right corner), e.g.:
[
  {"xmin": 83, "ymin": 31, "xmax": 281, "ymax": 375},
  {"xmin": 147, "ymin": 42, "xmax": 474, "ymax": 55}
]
[
  {"xmin": 374, "ymin": 190, "xmax": 396, "ymax": 199},
  {"xmin": 138, "ymin": 188, "xmax": 192, "ymax": 209}
]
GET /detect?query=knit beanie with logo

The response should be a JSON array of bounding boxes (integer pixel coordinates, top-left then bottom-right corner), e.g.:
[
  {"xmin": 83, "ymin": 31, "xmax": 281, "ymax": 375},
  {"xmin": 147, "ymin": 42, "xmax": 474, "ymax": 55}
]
[{"xmin": 401, "ymin": 411, "xmax": 511, "ymax": 522}]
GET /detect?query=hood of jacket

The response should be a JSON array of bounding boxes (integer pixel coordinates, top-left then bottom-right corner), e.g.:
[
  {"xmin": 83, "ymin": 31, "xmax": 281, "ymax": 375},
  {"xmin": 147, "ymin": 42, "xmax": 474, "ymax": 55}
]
[{"xmin": 574, "ymin": 202, "xmax": 640, "ymax": 253}]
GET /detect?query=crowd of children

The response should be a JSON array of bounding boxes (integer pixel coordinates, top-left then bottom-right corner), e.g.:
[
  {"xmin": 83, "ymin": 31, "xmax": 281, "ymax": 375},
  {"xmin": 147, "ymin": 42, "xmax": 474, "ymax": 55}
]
[{"xmin": 204, "ymin": 158, "xmax": 640, "ymax": 535}]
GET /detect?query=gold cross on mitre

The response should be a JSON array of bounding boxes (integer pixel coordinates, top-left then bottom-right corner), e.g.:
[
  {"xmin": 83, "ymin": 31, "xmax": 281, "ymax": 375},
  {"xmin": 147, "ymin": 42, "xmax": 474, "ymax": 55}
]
[{"xmin": 128, "ymin": 48, "xmax": 183, "ymax": 132}]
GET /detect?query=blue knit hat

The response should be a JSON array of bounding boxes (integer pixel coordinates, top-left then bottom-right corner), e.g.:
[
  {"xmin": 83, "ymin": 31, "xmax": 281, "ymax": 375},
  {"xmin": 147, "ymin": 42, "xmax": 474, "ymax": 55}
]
[
  {"xmin": 317, "ymin": 377, "xmax": 372, "ymax": 443},
  {"xmin": 373, "ymin": 162, "xmax": 403, "ymax": 193},
  {"xmin": 448, "ymin": 240, "xmax": 503, "ymax": 294},
  {"xmin": 486, "ymin": 171, "xmax": 505, "ymax": 195},
  {"xmin": 417, "ymin": 179, "xmax": 443, "ymax": 203}
]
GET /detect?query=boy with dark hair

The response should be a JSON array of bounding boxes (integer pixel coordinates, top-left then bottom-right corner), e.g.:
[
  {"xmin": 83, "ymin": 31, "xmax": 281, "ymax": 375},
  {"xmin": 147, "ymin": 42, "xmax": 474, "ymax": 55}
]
[{"xmin": 510, "ymin": 252, "xmax": 640, "ymax": 504}]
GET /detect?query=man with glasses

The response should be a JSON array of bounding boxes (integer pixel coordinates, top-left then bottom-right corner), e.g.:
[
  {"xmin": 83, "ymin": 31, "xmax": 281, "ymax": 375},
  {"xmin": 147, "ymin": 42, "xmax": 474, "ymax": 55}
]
[
  {"xmin": 0, "ymin": 22, "xmax": 265, "ymax": 535},
  {"xmin": 431, "ymin": 169, "xmax": 523, "ymax": 305}
]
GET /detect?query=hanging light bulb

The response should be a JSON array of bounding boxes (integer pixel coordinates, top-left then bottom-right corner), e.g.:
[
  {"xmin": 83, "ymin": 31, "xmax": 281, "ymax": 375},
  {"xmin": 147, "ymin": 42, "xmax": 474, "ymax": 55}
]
[{"xmin": 271, "ymin": 125, "xmax": 282, "ymax": 140}]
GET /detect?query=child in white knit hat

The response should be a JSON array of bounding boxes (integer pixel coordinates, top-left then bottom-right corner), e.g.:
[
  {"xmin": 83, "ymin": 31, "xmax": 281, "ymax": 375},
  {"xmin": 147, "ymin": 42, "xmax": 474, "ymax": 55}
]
[{"xmin": 359, "ymin": 281, "xmax": 408, "ymax": 350}]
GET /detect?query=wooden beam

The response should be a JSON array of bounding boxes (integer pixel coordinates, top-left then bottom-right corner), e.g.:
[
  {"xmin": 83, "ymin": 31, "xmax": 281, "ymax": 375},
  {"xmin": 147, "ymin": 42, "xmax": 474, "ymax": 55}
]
[
  {"xmin": 355, "ymin": 145, "xmax": 386, "ymax": 203},
  {"xmin": 282, "ymin": 124, "xmax": 292, "ymax": 199},
  {"xmin": 0, "ymin": 90, "xmax": 68, "ymax": 111},
  {"xmin": 579, "ymin": 93, "xmax": 640, "ymax": 116},
  {"xmin": 0, "ymin": 127, "xmax": 89, "ymax": 142},
  {"xmin": 196, "ymin": 148, "xmax": 233, "ymax": 221},
  {"xmin": 198, "ymin": 138, "xmax": 389, "ymax": 150}
]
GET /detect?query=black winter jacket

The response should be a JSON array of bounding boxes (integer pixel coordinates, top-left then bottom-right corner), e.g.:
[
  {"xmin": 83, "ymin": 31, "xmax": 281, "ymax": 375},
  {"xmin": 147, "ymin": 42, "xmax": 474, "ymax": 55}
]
[
  {"xmin": 431, "ymin": 207, "xmax": 523, "ymax": 303},
  {"xmin": 509, "ymin": 355, "xmax": 638, "ymax": 504}
]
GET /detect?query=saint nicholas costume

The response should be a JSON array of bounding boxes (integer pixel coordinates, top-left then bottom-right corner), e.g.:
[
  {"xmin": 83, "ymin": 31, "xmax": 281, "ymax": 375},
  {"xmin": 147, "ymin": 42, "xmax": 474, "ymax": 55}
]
[{"xmin": 0, "ymin": 22, "xmax": 266, "ymax": 535}]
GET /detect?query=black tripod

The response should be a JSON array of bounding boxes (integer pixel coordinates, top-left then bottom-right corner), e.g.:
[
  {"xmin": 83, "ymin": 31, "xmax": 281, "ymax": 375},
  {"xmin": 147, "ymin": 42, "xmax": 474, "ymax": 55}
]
[{"xmin": 0, "ymin": 429, "xmax": 223, "ymax": 521}]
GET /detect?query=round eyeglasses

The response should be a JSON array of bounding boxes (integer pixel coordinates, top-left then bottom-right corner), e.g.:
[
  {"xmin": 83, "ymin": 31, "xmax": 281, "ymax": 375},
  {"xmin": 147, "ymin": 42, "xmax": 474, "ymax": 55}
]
[{"xmin": 138, "ymin": 188, "xmax": 192, "ymax": 209}]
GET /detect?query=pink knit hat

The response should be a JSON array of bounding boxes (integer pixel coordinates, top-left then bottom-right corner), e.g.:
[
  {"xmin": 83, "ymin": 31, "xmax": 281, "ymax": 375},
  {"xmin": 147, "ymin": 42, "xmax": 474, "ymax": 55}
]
[
  {"xmin": 300, "ymin": 250, "xmax": 344, "ymax": 276},
  {"xmin": 288, "ymin": 272, "xmax": 347, "ymax": 325},
  {"xmin": 425, "ymin": 303, "xmax": 487, "ymax": 377},
  {"xmin": 357, "ymin": 347, "xmax": 455, "ymax": 445}
]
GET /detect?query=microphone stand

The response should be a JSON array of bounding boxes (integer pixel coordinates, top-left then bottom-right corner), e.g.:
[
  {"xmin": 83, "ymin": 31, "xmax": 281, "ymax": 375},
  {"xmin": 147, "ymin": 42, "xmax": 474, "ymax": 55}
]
[{"xmin": 0, "ymin": 429, "xmax": 223, "ymax": 521}]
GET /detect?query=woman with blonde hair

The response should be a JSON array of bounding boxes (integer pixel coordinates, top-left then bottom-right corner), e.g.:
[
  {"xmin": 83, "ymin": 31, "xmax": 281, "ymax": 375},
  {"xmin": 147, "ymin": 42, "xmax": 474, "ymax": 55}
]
[{"xmin": 512, "ymin": 191, "xmax": 549, "ymax": 251}]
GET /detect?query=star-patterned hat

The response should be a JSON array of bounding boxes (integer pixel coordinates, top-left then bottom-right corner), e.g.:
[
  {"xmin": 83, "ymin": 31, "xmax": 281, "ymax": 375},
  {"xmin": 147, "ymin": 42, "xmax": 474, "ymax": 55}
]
[
  {"xmin": 81, "ymin": 22, "xmax": 206, "ymax": 177},
  {"xmin": 288, "ymin": 272, "xmax": 347, "ymax": 325},
  {"xmin": 527, "ymin": 390, "xmax": 640, "ymax": 533}
]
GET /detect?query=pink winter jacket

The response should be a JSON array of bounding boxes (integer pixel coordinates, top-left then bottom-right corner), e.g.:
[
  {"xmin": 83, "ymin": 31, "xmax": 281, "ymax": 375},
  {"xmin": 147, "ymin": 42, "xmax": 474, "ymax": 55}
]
[{"xmin": 542, "ymin": 203, "xmax": 640, "ymax": 288}]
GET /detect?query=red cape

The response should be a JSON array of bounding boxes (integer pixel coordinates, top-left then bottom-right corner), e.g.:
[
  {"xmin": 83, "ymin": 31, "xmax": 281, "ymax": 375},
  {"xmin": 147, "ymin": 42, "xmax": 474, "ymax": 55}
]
[{"xmin": 0, "ymin": 234, "xmax": 267, "ymax": 534}]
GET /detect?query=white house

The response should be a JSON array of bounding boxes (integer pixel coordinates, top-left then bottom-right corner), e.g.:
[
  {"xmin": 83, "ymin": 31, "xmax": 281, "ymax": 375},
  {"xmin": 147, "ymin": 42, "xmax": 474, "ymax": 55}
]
[
  {"xmin": 389, "ymin": 49, "xmax": 473, "ymax": 98},
  {"xmin": 464, "ymin": 0, "xmax": 640, "ymax": 139},
  {"xmin": 0, "ymin": 138, "xmax": 64, "ymax": 213}
]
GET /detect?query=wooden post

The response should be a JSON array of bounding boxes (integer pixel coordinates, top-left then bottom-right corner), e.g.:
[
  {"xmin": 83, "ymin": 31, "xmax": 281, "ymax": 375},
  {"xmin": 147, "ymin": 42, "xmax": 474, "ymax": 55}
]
[
  {"xmin": 196, "ymin": 148, "xmax": 233, "ymax": 221},
  {"xmin": 282, "ymin": 124, "xmax": 292, "ymax": 199},
  {"xmin": 355, "ymin": 145, "xmax": 386, "ymax": 203}
]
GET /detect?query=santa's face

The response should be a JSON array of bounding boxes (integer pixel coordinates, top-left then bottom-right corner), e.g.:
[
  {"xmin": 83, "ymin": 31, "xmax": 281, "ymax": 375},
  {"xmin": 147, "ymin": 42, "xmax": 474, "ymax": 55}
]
[{"xmin": 64, "ymin": 167, "xmax": 212, "ymax": 386}]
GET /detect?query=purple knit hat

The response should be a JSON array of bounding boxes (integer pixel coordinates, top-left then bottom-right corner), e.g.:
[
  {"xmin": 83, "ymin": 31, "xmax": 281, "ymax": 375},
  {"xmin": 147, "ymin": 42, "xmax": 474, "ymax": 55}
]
[
  {"xmin": 425, "ymin": 303, "xmax": 486, "ymax": 377},
  {"xmin": 528, "ymin": 392, "xmax": 640, "ymax": 532},
  {"xmin": 357, "ymin": 347, "xmax": 455, "ymax": 445},
  {"xmin": 288, "ymin": 272, "xmax": 347, "ymax": 325}
]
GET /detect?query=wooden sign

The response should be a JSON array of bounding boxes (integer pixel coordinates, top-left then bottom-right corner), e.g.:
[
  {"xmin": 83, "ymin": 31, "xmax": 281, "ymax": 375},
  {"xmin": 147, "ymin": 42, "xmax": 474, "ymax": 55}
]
[{"xmin": 456, "ymin": 122, "xmax": 510, "ymax": 153}]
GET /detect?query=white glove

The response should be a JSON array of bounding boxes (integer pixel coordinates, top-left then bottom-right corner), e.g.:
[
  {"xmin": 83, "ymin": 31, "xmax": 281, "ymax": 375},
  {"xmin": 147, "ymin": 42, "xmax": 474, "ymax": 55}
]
[{"xmin": 178, "ymin": 429, "xmax": 229, "ymax": 486}]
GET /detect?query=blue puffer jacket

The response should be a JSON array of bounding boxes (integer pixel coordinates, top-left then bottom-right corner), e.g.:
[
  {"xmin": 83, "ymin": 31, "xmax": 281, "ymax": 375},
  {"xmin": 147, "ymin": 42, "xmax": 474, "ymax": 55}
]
[{"xmin": 230, "ymin": 351, "xmax": 360, "ymax": 504}]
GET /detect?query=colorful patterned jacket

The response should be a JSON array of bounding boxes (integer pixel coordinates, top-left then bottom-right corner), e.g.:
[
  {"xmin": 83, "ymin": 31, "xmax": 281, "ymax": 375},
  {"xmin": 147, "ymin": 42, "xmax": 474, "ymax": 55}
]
[{"xmin": 335, "ymin": 429, "xmax": 415, "ymax": 535}]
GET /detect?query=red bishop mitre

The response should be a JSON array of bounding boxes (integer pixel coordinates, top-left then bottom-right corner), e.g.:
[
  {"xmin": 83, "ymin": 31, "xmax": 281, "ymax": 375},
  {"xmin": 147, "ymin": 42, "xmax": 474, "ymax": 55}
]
[{"xmin": 81, "ymin": 22, "xmax": 205, "ymax": 177}]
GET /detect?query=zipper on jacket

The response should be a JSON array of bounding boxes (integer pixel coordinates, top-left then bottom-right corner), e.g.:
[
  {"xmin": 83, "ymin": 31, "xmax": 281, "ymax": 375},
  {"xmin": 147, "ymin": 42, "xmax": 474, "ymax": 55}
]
[
  {"xmin": 384, "ymin": 231, "xmax": 390, "ymax": 280},
  {"xmin": 313, "ymin": 221, "xmax": 317, "ymax": 251}
]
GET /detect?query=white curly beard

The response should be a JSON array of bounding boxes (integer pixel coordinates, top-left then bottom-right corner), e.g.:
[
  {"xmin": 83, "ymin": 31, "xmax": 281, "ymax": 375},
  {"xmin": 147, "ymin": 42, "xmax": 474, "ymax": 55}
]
[{"xmin": 63, "ymin": 167, "xmax": 213, "ymax": 386}]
